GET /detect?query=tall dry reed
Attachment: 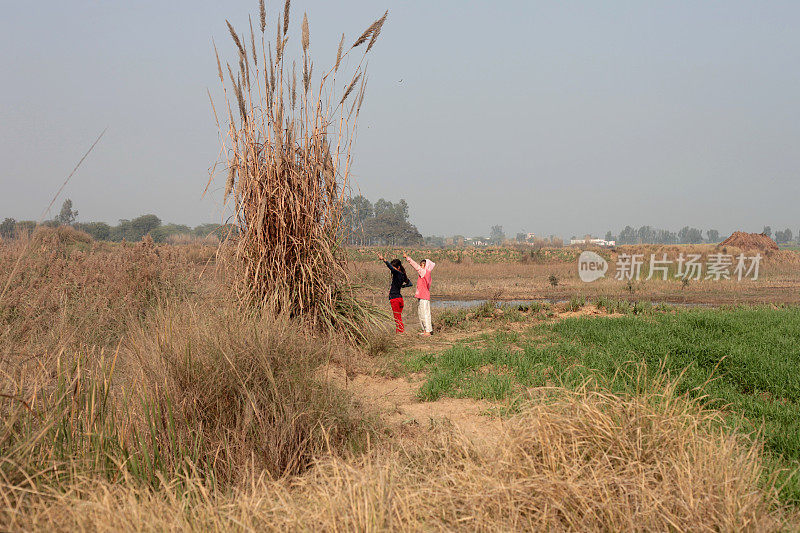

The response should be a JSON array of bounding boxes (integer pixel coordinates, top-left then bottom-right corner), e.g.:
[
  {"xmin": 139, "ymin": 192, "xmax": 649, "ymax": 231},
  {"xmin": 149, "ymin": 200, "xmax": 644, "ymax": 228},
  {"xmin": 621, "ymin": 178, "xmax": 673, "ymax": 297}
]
[{"xmin": 213, "ymin": 1, "xmax": 388, "ymax": 336}]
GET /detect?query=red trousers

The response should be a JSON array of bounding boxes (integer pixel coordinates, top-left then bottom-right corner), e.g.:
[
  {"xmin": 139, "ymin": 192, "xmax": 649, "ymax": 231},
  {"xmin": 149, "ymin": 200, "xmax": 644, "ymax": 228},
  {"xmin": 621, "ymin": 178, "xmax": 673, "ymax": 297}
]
[{"xmin": 390, "ymin": 297, "xmax": 405, "ymax": 333}]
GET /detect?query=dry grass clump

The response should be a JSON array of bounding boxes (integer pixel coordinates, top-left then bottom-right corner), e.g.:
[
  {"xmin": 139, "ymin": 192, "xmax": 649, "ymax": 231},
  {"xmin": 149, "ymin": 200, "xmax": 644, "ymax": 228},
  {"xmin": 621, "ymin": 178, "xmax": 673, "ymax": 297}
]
[
  {"xmin": 1, "ymin": 298, "xmax": 371, "ymax": 507},
  {"xmin": 124, "ymin": 301, "xmax": 370, "ymax": 485},
  {"xmin": 30, "ymin": 225, "xmax": 93, "ymax": 247},
  {"xmin": 2, "ymin": 383, "xmax": 793, "ymax": 531},
  {"xmin": 215, "ymin": 1, "xmax": 387, "ymax": 336}
]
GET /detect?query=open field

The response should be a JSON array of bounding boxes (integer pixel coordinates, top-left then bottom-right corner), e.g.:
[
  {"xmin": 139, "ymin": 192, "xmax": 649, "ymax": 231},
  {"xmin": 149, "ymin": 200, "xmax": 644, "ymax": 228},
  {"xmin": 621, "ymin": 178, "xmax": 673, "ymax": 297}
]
[
  {"xmin": 2, "ymin": 233, "xmax": 799, "ymax": 530},
  {"xmin": 351, "ymin": 245, "xmax": 800, "ymax": 305}
]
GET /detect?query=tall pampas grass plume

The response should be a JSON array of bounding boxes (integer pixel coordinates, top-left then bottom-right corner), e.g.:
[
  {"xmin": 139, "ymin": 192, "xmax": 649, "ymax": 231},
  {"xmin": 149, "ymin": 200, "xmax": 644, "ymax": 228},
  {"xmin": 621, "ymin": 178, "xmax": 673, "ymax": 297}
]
[{"xmin": 212, "ymin": 2, "xmax": 390, "ymax": 340}]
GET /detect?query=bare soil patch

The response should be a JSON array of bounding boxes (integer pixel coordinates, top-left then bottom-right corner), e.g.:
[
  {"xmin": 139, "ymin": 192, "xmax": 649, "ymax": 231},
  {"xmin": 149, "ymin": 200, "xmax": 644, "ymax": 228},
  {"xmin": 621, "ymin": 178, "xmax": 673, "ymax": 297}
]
[
  {"xmin": 722, "ymin": 231, "xmax": 780, "ymax": 251},
  {"xmin": 323, "ymin": 362, "xmax": 503, "ymax": 447}
]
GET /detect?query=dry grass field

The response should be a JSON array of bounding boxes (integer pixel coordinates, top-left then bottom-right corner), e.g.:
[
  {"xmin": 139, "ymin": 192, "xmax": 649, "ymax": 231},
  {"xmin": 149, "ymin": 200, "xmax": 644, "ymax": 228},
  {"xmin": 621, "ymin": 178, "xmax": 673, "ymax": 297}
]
[{"xmin": 2, "ymin": 231, "xmax": 799, "ymax": 531}]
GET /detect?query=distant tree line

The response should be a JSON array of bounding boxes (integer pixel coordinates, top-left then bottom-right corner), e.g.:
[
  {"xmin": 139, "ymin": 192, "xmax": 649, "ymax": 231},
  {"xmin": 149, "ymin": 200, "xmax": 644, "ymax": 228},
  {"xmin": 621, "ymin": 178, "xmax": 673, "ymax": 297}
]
[
  {"xmin": 0, "ymin": 199, "xmax": 234, "ymax": 243},
  {"xmin": 342, "ymin": 196, "xmax": 423, "ymax": 246},
  {"xmin": 604, "ymin": 225, "xmax": 799, "ymax": 245},
  {"xmin": 763, "ymin": 226, "xmax": 795, "ymax": 244},
  {"xmin": 607, "ymin": 226, "xmax": 718, "ymax": 245}
]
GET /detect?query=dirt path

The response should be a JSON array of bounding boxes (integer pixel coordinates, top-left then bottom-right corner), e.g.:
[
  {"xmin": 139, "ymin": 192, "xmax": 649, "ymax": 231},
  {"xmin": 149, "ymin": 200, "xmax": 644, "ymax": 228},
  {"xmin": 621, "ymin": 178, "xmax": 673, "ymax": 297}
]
[
  {"xmin": 323, "ymin": 362, "xmax": 504, "ymax": 447},
  {"xmin": 323, "ymin": 305, "xmax": 622, "ymax": 446}
]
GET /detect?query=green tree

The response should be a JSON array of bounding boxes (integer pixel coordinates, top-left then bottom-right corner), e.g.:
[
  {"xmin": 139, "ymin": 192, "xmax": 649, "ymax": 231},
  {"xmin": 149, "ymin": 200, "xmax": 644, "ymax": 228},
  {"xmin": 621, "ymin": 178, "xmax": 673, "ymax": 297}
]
[
  {"xmin": 678, "ymin": 226, "xmax": 703, "ymax": 244},
  {"xmin": 0, "ymin": 218, "xmax": 17, "ymax": 239},
  {"xmin": 110, "ymin": 219, "xmax": 131, "ymax": 241},
  {"xmin": 193, "ymin": 223, "xmax": 225, "ymax": 238},
  {"xmin": 16, "ymin": 221, "xmax": 37, "ymax": 236},
  {"xmin": 394, "ymin": 199, "xmax": 409, "ymax": 221},
  {"xmin": 130, "ymin": 214, "xmax": 161, "ymax": 240},
  {"xmin": 342, "ymin": 195, "xmax": 373, "ymax": 244},
  {"xmin": 56, "ymin": 199, "xmax": 78, "ymax": 226},
  {"xmin": 373, "ymin": 198, "xmax": 393, "ymax": 218},
  {"xmin": 76, "ymin": 222, "xmax": 111, "ymax": 240},
  {"xmin": 763, "ymin": 226, "xmax": 772, "ymax": 238},
  {"xmin": 489, "ymin": 225, "xmax": 505, "ymax": 245},
  {"xmin": 775, "ymin": 228, "xmax": 793, "ymax": 244},
  {"xmin": 706, "ymin": 229, "xmax": 720, "ymax": 243},
  {"xmin": 151, "ymin": 223, "xmax": 192, "ymax": 243},
  {"xmin": 618, "ymin": 226, "xmax": 637, "ymax": 244}
]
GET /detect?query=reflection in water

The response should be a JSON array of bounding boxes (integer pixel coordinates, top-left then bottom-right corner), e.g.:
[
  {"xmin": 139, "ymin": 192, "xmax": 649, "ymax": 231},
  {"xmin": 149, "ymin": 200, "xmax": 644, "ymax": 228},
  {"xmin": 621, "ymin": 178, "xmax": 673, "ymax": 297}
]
[{"xmin": 431, "ymin": 299, "xmax": 713, "ymax": 309}]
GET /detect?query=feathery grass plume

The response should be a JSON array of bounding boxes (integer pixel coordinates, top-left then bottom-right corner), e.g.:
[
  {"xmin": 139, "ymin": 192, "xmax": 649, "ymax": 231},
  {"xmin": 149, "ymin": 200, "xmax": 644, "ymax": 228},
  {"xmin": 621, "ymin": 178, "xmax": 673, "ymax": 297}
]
[
  {"xmin": 259, "ymin": 0, "xmax": 266, "ymax": 33},
  {"xmin": 352, "ymin": 28, "xmax": 371, "ymax": 49},
  {"xmin": 356, "ymin": 75, "xmax": 367, "ymax": 115},
  {"xmin": 249, "ymin": 16, "xmax": 257, "ymax": 66},
  {"xmin": 335, "ymin": 33, "xmax": 344, "ymax": 72},
  {"xmin": 303, "ymin": 57, "xmax": 311, "ymax": 93},
  {"xmin": 301, "ymin": 13, "xmax": 309, "ymax": 53},
  {"xmin": 340, "ymin": 72, "xmax": 361, "ymax": 105},
  {"xmin": 213, "ymin": 39, "xmax": 224, "ymax": 83},
  {"xmin": 275, "ymin": 19, "xmax": 283, "ymax": 62},
  {"xmin": 227, "ymin": 63, "xmax": 247, "ymax": 121},
  {"xmin": 268, "ymin": 43, "xmax": 275, "ymax": 94},
  {"xmin": 348, "ymin": 89, "xmax": 358, "ymax": 117},
  {"xmin": 239, "ymin": 52, "xmax": 249, "ymax": 92},
  {"xmin": 226, "ymin": 20, "xmax": 245, "ymax": 56},
  {"xmin": 213, "ymin": 3, "xmax": 388, "ymax": 339},
  {"xmin": 291, "ymin": 60, "xmax": 297, "ymax": 108},
  {"xmin": 366, "ymin": 10, "xmax": 388, "ymax": 52},
  {"xmin": 352, "ymin": 11, "xmax": 388, "ymax": 49},
  {"xmin": 225, "ymin": 165, "xmax": 236, "ymax": 198}
]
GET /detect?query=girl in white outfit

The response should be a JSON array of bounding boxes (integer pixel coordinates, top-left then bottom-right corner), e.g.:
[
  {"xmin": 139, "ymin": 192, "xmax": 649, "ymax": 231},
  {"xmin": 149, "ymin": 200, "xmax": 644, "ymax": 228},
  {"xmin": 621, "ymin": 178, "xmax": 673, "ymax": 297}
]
[{"xmin": 403, "ymin": 253, "xmax": 436, "ymax": 335}]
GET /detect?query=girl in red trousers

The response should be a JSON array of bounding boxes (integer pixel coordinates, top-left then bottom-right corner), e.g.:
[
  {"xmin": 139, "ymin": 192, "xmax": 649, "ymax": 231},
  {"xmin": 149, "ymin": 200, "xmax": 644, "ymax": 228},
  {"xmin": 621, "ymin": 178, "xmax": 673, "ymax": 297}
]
[{"xmin": 377, "ymin": 253, "xmax": 412, "ymax": 333}]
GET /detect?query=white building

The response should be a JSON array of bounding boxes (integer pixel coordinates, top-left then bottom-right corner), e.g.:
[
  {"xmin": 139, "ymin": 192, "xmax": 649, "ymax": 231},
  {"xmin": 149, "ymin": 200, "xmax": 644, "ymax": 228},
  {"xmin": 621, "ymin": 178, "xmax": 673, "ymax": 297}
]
[{"xmin": 570, "ymin": 237, "xmax": 616, "ymax": 247}]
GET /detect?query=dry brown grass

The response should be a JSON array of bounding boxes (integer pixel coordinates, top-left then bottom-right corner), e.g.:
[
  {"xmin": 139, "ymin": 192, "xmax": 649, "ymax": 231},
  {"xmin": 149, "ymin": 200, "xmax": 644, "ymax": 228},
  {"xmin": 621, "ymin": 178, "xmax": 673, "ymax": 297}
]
[
  {"xmin": 2, "ymin": 236, "xmax": 798, "ymax": 530},
  {"xmin": 214, "ymin": 3, "xmax": 387, "ymax": 336},
  {"xmin": 0, "ymin": 231, "xmax": 193, "ymax": 367},
  {"xmin": 123, "ymin": 300, "xmax": 370, "ymax": 485},
  {"xmin": 0, "ymin": 234, "xmax": 368, "ymax": 499},
  {"xmin": 2, "ymin": 383, "xmax": 794, "ymax": 531},
  {"xmin": 352, "ymin": 245, "xmax": 800, "ymax": 305}
]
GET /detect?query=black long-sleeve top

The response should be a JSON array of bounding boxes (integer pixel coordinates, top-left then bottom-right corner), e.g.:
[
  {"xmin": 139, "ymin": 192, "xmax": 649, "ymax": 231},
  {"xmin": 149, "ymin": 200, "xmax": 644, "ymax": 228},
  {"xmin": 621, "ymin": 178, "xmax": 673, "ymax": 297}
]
[{"xmin": 384, "ymin": 261, "xmax": 412, "ymax": 299}]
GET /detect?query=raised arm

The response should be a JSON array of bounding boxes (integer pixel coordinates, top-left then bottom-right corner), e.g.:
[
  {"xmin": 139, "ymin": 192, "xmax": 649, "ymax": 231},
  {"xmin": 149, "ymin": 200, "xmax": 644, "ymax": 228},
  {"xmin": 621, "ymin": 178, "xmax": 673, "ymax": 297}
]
[{"xmin": 403, "ymin": 253, "xmax": 425, "ymax": 276}]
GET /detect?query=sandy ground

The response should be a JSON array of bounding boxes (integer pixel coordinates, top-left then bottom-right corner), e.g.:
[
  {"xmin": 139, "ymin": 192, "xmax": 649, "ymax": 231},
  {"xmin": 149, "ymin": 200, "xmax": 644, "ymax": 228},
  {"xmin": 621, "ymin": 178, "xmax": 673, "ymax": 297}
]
[{"xmin": 323, "ymin": 362, "xmax": 505, "ymax": 448}]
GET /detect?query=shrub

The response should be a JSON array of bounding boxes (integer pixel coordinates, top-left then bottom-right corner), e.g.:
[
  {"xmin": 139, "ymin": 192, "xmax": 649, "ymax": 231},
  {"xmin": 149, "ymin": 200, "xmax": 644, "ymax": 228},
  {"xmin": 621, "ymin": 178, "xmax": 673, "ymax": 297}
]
[
  {"xmin": 474, "ymin": 300, "xmax": 496, "ymax": 319},
  {"xmin": 567, "ymin": 295, "xmax": 586, "ymax": 312}
]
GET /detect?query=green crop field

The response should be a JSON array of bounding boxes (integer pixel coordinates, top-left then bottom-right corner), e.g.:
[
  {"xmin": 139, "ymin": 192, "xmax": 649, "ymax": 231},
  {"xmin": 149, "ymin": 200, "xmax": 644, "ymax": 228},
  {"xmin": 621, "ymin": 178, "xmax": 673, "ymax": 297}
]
[{"xmin": 404, "ymin": 306, "xmax": 800, "ymax": 503}]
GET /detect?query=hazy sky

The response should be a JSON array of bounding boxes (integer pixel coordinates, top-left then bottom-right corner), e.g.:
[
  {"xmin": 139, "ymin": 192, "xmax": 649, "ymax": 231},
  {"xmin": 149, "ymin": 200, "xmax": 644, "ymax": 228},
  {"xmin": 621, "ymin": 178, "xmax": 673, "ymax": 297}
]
[{"xmin": 2, "ymin": 1, "xmax": 799, "ymax": 239}]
